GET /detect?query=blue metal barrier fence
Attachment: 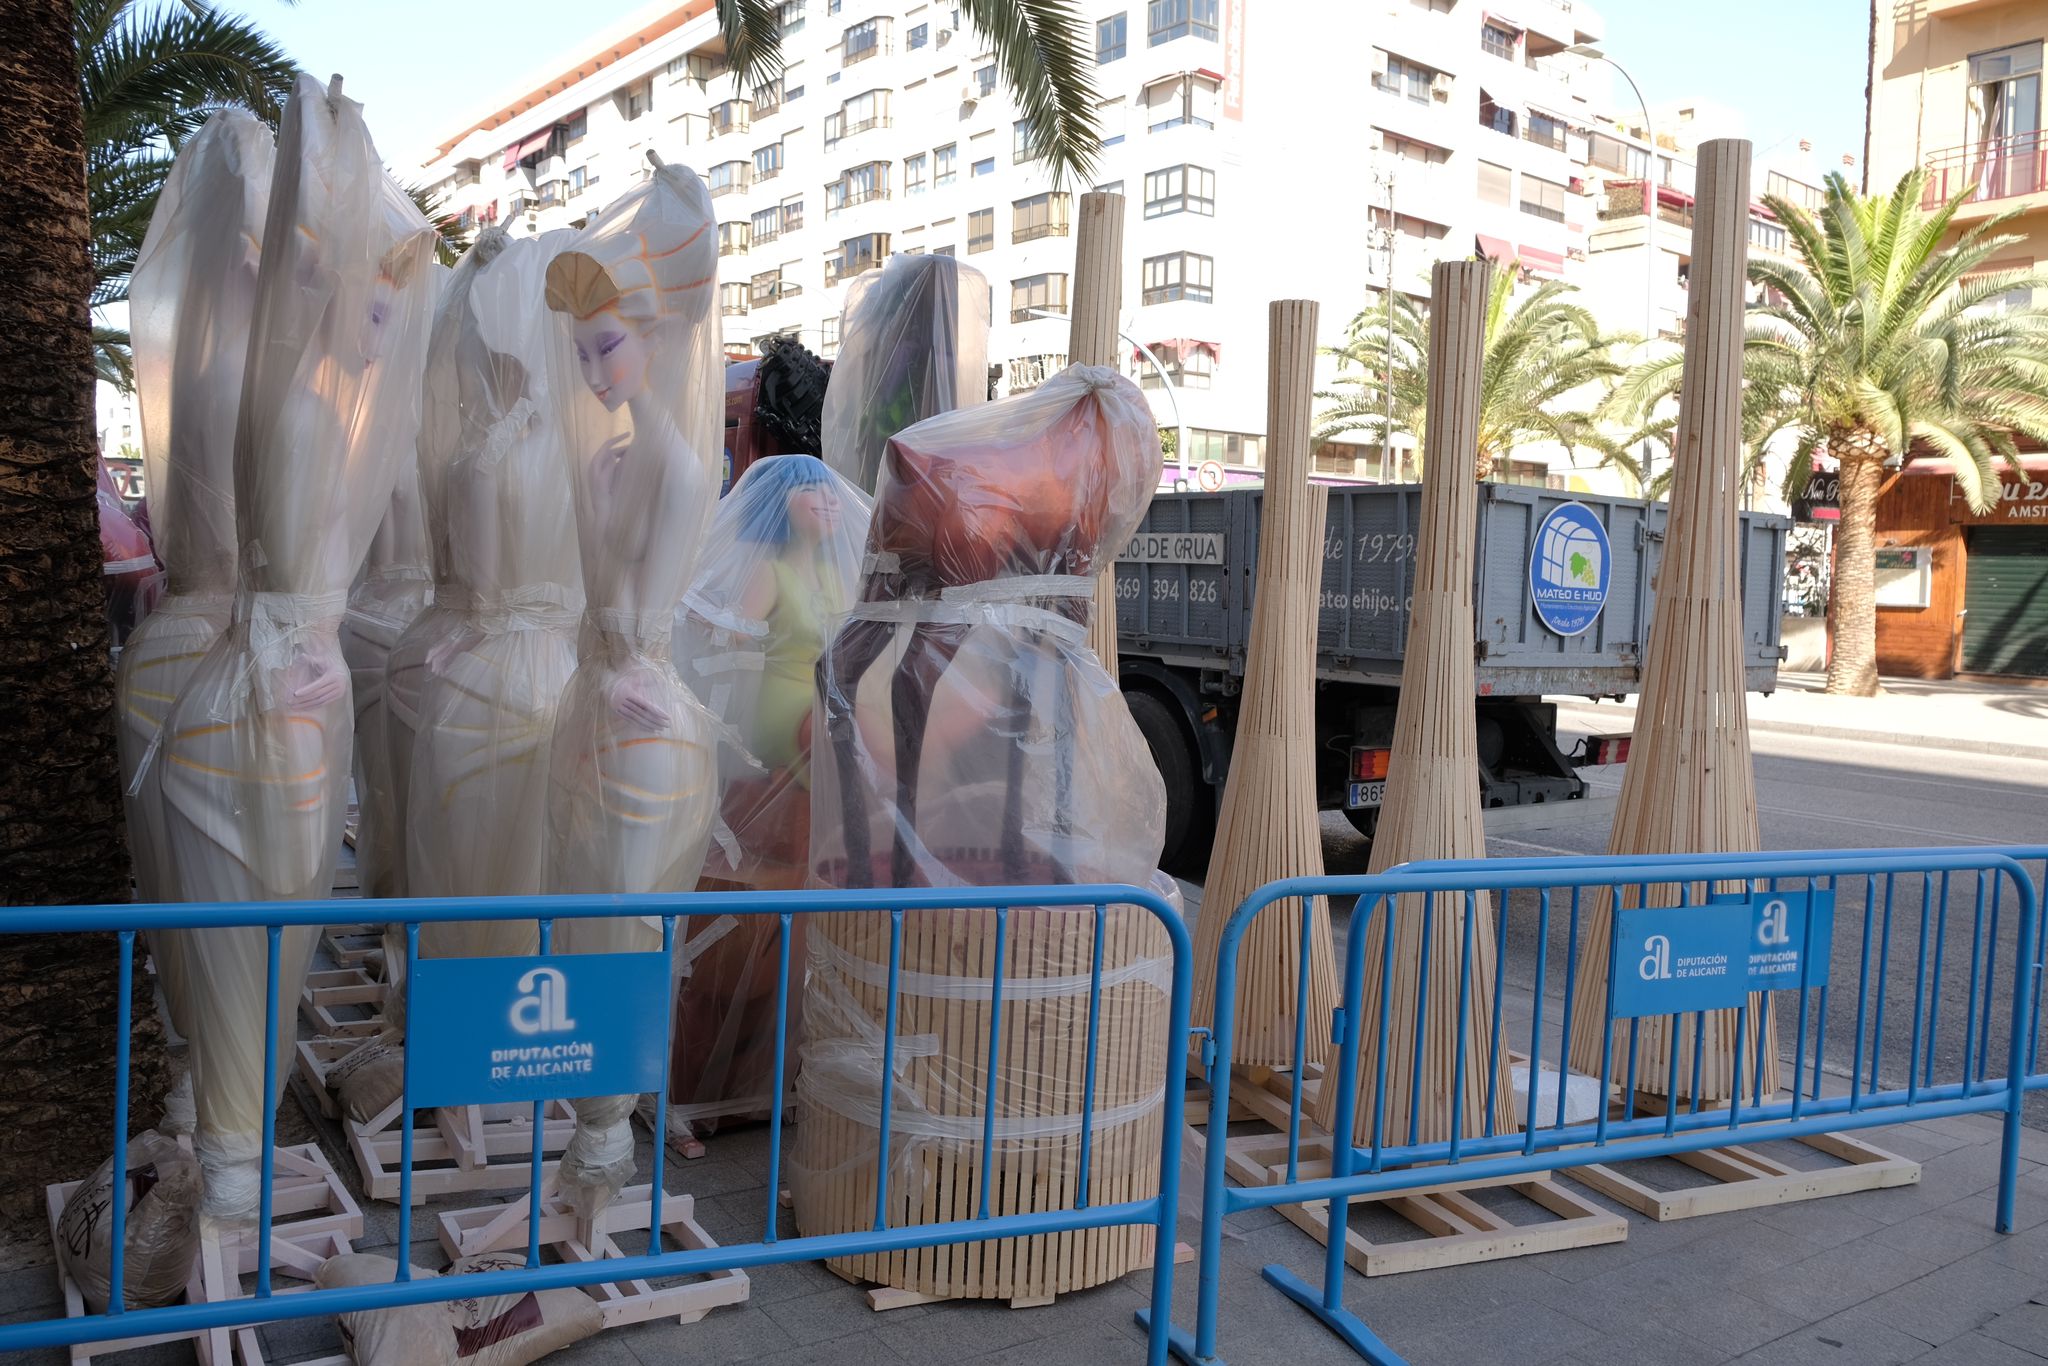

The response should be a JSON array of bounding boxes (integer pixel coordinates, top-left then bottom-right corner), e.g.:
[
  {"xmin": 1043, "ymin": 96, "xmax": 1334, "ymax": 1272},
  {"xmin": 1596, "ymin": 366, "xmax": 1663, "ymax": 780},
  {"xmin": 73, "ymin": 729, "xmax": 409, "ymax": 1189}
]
[
  {"xmin": 1161, "ymin": 849, "xmax": 2045, "ymax": 1366},
  {"xmin": 0, "ymin": 882, "xmax": 1192, "ymax": 1364}
]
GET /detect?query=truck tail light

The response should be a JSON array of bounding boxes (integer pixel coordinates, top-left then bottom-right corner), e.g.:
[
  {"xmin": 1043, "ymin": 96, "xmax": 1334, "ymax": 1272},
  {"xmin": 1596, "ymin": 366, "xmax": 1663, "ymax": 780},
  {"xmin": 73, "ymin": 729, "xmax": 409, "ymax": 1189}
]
[
  {"xmin": 1580, "ymin": 733, "xmax": 1631, "ymax": 767},
  {"xmin": 1350, "ymin": 746, "xmax": 1391, "ymax": 781}
]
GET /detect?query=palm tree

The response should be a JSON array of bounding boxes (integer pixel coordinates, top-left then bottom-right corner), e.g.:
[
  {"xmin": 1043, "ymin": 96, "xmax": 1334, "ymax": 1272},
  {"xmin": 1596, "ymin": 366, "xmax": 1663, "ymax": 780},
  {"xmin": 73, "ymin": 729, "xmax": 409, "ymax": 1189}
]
[
  {"xmin": 0, "ymin": 0, "xmax": 172, "ymax": 1224},
  {"xmin": 1609, "ymin": 171, "xmax": 2048, "ymax": 696},
  {"xmin": 1314, "ymin": 263, "xmax": 1634, "ymax": 480},
  {"xmin": 717, "ymin": 0, "xmax": 1101, "ymax": 188}
]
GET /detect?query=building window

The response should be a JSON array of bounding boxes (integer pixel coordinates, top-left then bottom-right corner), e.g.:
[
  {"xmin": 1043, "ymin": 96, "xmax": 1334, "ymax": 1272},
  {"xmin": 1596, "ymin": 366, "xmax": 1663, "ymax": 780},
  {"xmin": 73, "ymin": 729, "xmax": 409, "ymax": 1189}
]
[
  {"xmin": 972, "ymin": 156, "xmax": 994, "ymax": 177},
  {"xmin": 565, "ymin": 108, "xmax": 588, "ymax": 141},
  {"xmin": 905, "ymin": 152, "xmax": 929, "ymax": 194},
  {"xmin": 709, "ymin": 160, "xmax": 751, "ymax": 197},
  {"xmin": 781, "ymin": 195, "xmax": 805, "ymax": 233},
  {"xmin": 1525, "ymin": 110, "xmax": 1567, "ymax": 153},
  {"xmin": 1520, "ymin": 174, "xmax": 1565, "ymax": 222},
  {"xmin": 719, "ymin": 221, "xmax": 751, "ymax": 256},
  {"xmin": 750, "ymin": 268, "xmax": 784, "ymax": 306},
  {"xmin": 1142, "ymin": 251, "xmax": 1214, "ymax": 304},
  {"xmin": 779, "ymin": 0, "xmax": 805, "ymax": 33},
  {"xmin": 1141, "ymin": 340, "xmax": 1215, "ymax": 389},
  {"xmin": 1380, "ymin": 131, "xmax": 1449, "ymax": 165},
  {"xmin": 827, "ymin": 88, "xmax": 890, "ymax": 144},
  {"xmin": 819, "ymin": 314, "xmax": 841, "ymax": 358},
  {"xmin": 1588, "ymin": 132, "xmax": 1647, "ymax": 177},
  {"xmin": 1010, "ymin": 272, "xmax": 1071, "ymax": 322},
  {"xmin": 1147, "ymin": 0, "xmax": 1218, "ymax": 45},
  {"xmin": 975, "ymin": 63, "xmax": 997, "ymax": 98},
  {"xmin": 1481, "ymin": 21, "xmax": 1517, "ymax": 60},
  {"xmin": 1749, "ymin": 216, "xmax": 1788, "ymax": 254},
  {"xmin": 1478, "ymin": 160, "xmax": 1512, "ymax": 206},
  {"xmin": 1098, "ymin": 12, "xmax": 1127, "ymax": 63},
  {"xmin": 779, "ymin": 259, "xmax": 804, "ymax": 299},
  {"xmin": 755, "ymin": 141, "xmax": 784, "ymax": 181},
  {"xmin": 843, "ymin": 18, "xmax": 886, "ymax": 65},
  {"xmin": 1764, "ymin": 170, "xmax": 1824, "ymax": 212},
  {"xmin": 783, "ymin": 63, "xmax": 806, "ymax": 103},
  {"xmin": 1014, "ymin": 117, "xmax": 1043, "ymax": 163},
  {"xmin": 837, "ymin": 159, "xmax": 889, "ymax": 207},
  {"xmin": 968, "ymin": 207, "xmax": 994, "ymax": 252},
  {"xmin": 752, "ymin": 205, "xmax": 783, "ymax": 244},
  {"xmin": 935, "ymin": 142, "xmax": 958, "ymax": 185},
  {"xmin": 1099, "ymin": 96, "xmax": 1127, "ymax": 147},
  {"xmin": 1145, "ymin": 70, "xmax": 1220, "ymax": 131},
  {"xmin": 721, "ymin": 281, "xmax": 749, "ymax": 317},
  {"xmin": 908, "ymin": 21, "xmax": 928, "ymax": 49},
  {"xmin": 711, "ymin": 99, "xmax": 751, "ymax": 137},
  {"xmin": 1095, "ymin": 179, "xmax": 1124, "ymax": 197},
  {"xmin": 1008, "ymin": 352, "xmax": 1068, "ymax": 393},
  {"xmin": 1374, "ymin": 52, "xmax": 1435, "ymax": 103},
  {"xmin": 1479, "ymin": 91, "xmax": 1515, "ymax": 137},
  {"xmin": 842, "ymin": 231, "xmax": 889, "ymax": 276},
  {"xmin": 1143, "ymin": 163, "xmax": 1216, "ymax": 217},
  {"xmin": 1185, "ymin": 427, "xmax": 1264, "ymax": 466},
  {"xmin": 624, "ymin": 81, "xmax": 653, "ymax": 120},
  {"xmin": 1011, "ymin": 191, "xmax": 1071, "ymax": 242}
]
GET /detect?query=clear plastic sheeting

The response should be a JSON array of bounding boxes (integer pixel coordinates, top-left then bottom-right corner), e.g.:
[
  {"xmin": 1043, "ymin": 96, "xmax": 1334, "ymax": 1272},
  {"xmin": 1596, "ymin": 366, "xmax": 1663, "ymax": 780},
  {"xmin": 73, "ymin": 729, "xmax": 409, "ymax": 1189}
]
[
  {"xmin": 666, "ymin": 456, "xmax": 867, "ymax": 1135},
  {"xmin": 406, "ymin": 227, "xmax": 581, "ymax": 955},
  {"xmin": 812, "ymin": 365, "xmax": 1165, "ymax": 891},
  {"xmin": 116, "ymin": 109, "xmax": 272, "ymax": 909},
  {"xmin": 819, "ymin": 254, "xmax": 990, "ymax": 493},
  {"xmin": 341, "ymin": 464, "xmax": 433, "ymax": 899},
  {"xmin": 796, "ymin": 364, "xmax": 1172, "ymax": 1298},
  {"xmin": 542, "ymin": 157, "xmax": 723, "ymax": 1216},
  {"xmin": 144, "ymin": 74, "xmax": 438, "ymax": 1221}
]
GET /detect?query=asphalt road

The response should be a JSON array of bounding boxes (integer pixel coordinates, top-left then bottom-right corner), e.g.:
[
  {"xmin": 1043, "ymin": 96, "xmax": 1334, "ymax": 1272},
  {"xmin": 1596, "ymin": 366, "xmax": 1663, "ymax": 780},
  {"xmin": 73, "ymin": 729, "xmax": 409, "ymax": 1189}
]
[{"xmin": 1305, "ymin": 722, "xmax": 2048, "ymax": 1126}]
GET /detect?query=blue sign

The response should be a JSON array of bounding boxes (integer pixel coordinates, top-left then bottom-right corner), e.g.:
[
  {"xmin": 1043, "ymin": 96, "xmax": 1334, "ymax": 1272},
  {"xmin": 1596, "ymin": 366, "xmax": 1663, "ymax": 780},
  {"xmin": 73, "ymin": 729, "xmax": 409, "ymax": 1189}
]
[
  {"xmin": 1746, "ymin": 888, "xmax": 1834, "ymax": 992},
  {"xmin": 406, "ymin": 952, "xmax": 671, "ymax": 1110},
  {"xmin": 1529, "ymin": 502, "xmax": 1612, "ymax": 637},
  {"xmin": 1611, "ymin": 902, "xmax": 1752, "ymax": 1018},
  {"xmin": 1611, "ymin": 888, "xmax": 1837, "ymax": 1019}
]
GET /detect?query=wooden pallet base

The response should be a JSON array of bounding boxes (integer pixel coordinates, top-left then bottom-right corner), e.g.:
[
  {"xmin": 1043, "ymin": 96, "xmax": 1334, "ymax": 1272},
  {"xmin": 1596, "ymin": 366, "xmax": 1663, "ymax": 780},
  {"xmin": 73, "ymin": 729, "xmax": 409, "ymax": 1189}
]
[
  {"xmin": 1564, "ymin": 1128, "xmax": 1920, "ymax": 1221},
  {"xmin": 347, "ymin": 1101, "xmax": 576, "ymax": 1203},
  {"xmin": 858, "ymin": 1241, "xmax": 1195, "ymax": 1312},
  {"xmin": 298, "ymin": 969, "xmax": 387, "ymax": 1037},
  {"xmin": 46, "ymin": 1179, "xmax": 226, "ymax": 1366},
  {"xmin": 319, "ymin": 924, "xmax": 381, "ymax": 973},
  {"xmin": 434, "ymin": 1183, "xmax": 752, "ymax": 1329}
]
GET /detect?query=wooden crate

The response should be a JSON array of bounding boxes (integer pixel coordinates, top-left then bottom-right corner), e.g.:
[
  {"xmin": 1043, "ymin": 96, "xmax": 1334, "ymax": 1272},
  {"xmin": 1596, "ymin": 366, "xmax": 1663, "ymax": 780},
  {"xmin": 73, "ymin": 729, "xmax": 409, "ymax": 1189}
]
[
  {"xmin": 319, "ymin": 924, "xmax": 382, "ymax": 972},
  {"xmin": 348, "ymin": 1101, "xmax": 576, "ymax": 1203},
  {"xmin": 297, "ymin": 969, "xmax": 386, "ymax": 1038},
  {"xmin": 434, "ymin": 1185, "xmax": 751, "ymax": 1329}
]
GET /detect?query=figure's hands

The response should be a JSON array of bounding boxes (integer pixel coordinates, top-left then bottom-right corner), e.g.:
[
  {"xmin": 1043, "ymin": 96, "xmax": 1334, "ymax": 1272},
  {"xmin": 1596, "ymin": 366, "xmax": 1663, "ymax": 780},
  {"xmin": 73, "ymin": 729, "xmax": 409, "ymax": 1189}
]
[
  {"xmin": 608, "ymin": 663, "xmax": 674, "ymax": 732},
  {"xmin": 283, "ymin": 641, "xmax": 348, "ymax": 708}
]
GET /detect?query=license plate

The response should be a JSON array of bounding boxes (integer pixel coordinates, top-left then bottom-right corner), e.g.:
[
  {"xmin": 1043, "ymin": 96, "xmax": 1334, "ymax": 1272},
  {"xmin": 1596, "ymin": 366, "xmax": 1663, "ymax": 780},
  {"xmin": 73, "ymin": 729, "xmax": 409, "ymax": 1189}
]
[{"xmin": 1347, "ymin": 780, "xmax": 1385, "ymax": 809}]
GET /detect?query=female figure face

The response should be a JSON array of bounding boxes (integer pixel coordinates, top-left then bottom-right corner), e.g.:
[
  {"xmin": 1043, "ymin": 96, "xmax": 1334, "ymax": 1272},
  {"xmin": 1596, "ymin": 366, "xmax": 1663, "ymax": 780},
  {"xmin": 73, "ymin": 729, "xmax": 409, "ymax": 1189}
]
[
  {"xmin": 572, "ymin": 312, "xmax": 652, "ymax": 410},
  {"xmin": 785, "ymin": 482, "xmax": 839, "ymax": 543}
]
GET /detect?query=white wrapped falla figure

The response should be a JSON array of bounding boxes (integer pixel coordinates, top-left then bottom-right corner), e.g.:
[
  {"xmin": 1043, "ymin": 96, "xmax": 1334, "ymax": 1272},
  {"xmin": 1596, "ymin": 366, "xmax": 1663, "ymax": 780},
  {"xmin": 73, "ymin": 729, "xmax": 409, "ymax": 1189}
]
[
  {"xmin": 665, "ymin": 456, "xmax": 869, "ymax": 1144},
  {"xmin": 819, "ymin": 253, "xmax": 990, "ymax": 494},
  {"xmin": 146, "ymin": 75, "xmax": 438, "ymax": 1220},
  {"xmin": 117, "ymin": 110, "xmax": 273, "ymax": 905},
  {"xmin": 543, "ymin": 155, "xmax": 723, "ymax": 1216},
  {"xmin": 340, "ymin": 457, "xmax": 432, "ymax": 899},
  {"xmin": 405, "ymin": 226, "xmax": 581, "ymax": 954}
]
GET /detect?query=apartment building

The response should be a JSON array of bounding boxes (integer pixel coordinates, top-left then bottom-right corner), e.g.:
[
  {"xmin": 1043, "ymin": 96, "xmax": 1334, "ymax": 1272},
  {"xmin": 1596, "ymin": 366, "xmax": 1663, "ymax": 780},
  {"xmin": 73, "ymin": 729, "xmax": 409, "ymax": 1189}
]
[{"xmin": 1863, "ymin": 0, "xmax": 2048, "ymax": 680}]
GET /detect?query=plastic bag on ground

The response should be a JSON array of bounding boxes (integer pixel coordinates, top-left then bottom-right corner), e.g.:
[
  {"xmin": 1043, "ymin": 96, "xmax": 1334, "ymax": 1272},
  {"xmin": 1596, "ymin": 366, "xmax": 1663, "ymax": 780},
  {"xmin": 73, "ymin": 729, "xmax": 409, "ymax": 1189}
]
[
  {"xmin": 144, "ymin": 74, "xmax": 438, "ymax": 1221},
  {"xmin": 819, "ymin": 254, "xmax": 989, "ymax": 493},
  {"xmin": 541, "ymin": 157, "xmax": 724, "ymax": 1216},
  {"xmin": 406, "ymin": 227, "xmax": 581, "ymax": 944},
  {"xmin": 55, "ymin": 1130, "xmax": 202, "ymax": 1313}
]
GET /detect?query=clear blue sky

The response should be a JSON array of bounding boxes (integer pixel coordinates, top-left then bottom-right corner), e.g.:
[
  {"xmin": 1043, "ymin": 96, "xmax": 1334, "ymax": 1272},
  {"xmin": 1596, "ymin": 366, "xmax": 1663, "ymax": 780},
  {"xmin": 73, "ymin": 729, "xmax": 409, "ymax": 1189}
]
[{"xmin": 220, "ymin": 0, "xmax": 1874, "ymax": 183}]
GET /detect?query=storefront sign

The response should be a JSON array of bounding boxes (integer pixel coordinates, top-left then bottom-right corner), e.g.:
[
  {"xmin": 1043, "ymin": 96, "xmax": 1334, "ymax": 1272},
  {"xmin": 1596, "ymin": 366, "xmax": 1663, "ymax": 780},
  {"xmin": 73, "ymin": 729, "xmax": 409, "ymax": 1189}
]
[
  {"xmin": 1611, "ymin": 888, "xmax": 1834, "ymax": 1018},
  {"xmin": 406, "ymin": 951, "xmax": 670, "ymax": 1109},
  {"xmin": 1529, "ymin": 502, "xmax": 1611, "ymax": 637},
  {"xmin": 1221, "ymin": 0, "xmax": 1245, "ymax": 120},
  {"xmin": 1950, "ymin": 477, "xmax": 2048, "ymax": 523},
  {"xmin": 1793, "ymin": 469, "xmax": 1840, "ymax": 522}
]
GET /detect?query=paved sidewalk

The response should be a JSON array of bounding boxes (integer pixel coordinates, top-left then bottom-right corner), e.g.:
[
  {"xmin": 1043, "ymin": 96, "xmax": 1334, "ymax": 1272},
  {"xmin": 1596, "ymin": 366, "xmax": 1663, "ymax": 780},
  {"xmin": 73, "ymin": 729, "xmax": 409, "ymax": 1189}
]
[{"xmin": 1555, "ymin": 671, "xmax": 2048, "ymax": 761}]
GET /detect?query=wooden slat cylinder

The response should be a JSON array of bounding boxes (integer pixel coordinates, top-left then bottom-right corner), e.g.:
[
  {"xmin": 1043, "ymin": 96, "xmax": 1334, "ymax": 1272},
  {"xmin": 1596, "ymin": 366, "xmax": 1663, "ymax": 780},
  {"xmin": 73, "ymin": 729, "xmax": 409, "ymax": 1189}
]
[
  {"xmin": 1071, "ymin": 191, "xmax": 1128, "ymax": 674},
  {"xmin": 1315, "ymin": 261, "xmax": 1515, "ymax": 1143},
  {"xmin": 1190, "ymin": 301, "xmax": 1339, "ymax": 1068},
  {"xmin": 791, "ymin": 875, "xmax": 1175, "ymax": 1298},
  {"xmin": 1567, "ymin": 139, "xmax": 1776, "ymax": 1102}
]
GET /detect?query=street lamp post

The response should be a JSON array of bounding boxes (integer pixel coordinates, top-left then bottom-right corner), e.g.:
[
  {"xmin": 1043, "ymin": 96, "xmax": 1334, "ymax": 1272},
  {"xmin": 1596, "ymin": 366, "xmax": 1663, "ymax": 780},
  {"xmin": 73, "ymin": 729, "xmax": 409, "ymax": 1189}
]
[
  {"xmin": 1025, "ymin": 307, "xmax": 1189, "ymax": 489},
  {"xmin": 1566, "ymin": 43, "xmax": 1659, "ymax": 497}
]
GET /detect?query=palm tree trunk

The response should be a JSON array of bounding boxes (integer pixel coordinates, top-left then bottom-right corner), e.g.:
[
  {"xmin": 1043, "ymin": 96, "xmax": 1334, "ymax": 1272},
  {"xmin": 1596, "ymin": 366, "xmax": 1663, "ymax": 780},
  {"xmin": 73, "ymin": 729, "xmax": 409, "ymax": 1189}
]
[
  {"xmin": 0, "ymin": 0, "xmax": 167, "ymax": 1222},
  {"xmin": 1825, "ymin": 451, "xmax": 1886, "ymax": 695}
]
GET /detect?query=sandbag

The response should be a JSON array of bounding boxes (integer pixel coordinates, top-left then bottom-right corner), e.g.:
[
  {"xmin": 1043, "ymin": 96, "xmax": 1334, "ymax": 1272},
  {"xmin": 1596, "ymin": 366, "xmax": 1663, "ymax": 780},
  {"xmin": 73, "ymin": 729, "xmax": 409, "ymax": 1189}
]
[
  {"xmin": 55, "ymin": 1130, "xmax": 201, "ymax": 1313},
  {"xmin": 318, "ymin": 1252, "xmax": 603, "ymax": 1366},
  {"xmin": 328, "ymin": 1035, "xmax": 406, "ymax": 1125}
]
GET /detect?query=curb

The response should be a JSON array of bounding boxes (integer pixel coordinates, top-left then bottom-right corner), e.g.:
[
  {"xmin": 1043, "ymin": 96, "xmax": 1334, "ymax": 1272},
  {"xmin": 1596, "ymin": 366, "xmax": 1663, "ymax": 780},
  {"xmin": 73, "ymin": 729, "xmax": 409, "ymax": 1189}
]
[{"xmin": 1551, "ymin": 704, "xmax": 2048, "ymax": 764}]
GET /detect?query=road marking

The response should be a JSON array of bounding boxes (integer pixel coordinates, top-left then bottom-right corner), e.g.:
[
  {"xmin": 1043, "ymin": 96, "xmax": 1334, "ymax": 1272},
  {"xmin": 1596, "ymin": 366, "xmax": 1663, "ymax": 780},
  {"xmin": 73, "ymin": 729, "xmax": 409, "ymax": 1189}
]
[
  {"xmin": 1751, "ymin": 802, "xmax": 2001, "ymax": 843},
  {"xmin": 1488, "ymin": 835, "xmax": 1597, "ymax": 856}
]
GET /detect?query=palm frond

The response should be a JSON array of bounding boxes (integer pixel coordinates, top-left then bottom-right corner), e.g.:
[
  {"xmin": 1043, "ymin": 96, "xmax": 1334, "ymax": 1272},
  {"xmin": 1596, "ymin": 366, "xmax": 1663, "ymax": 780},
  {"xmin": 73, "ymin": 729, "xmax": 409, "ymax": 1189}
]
[
  {"xmin": 962, "ymin": 0, "xmax": 1100, "ymax": 189},
  {"xmin": 716, "ymin": 0, "xmax": 786, "ymax": 94},
  {"xmin": 93, "ymin": 324, "xmax": 134, "ymax": 392}
]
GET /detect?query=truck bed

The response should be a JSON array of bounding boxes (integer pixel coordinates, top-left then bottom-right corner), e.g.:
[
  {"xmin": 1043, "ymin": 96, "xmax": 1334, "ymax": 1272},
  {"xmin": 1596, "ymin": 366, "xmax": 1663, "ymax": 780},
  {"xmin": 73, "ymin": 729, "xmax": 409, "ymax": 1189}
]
[{"xmin": 1115, "ymin": 484, "xmax": 1789, "ymax": 697}]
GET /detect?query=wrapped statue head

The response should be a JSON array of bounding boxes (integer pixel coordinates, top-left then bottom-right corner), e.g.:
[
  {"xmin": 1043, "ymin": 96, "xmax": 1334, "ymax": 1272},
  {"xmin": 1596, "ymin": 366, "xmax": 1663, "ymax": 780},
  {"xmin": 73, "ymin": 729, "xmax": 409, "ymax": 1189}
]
[{"xmin": 821, "ymin": 254, "xmax": 991, "ymax": 492}]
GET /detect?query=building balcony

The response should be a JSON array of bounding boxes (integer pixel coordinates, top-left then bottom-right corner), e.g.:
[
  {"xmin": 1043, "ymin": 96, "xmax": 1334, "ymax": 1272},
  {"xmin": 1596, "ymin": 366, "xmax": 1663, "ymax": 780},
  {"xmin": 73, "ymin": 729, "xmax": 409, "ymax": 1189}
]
[{"xmin": 1923, "ymin": 132, "xmax": 2048, "ymax": 216}]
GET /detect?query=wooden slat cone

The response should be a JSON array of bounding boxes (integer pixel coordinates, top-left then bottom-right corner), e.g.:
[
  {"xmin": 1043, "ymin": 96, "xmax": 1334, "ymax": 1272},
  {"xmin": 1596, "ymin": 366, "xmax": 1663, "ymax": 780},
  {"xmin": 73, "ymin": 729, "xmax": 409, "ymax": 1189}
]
[
  {"xmin": 1567, "ymin": 138, "xmax": 1775, "ymax": 1102},
  {"xmin": 1190, "ymin": 300, "xmax": 1338, "ymax": 1068},
  {"xmin": 1314, "ymin": 261, "xmax": 1515, "ymax": 1144},
  {"xmin": 1071, "ymin": 191, "xmax": 1127, "ymax": 673}
]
